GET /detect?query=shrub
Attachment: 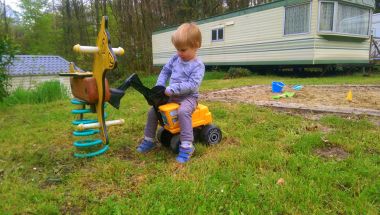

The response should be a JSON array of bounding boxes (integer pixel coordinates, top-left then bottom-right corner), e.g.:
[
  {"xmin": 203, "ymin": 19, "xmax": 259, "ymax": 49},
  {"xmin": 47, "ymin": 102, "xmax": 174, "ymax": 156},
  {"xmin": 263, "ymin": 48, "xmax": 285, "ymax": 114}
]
[
  {"xmin": 225, "ymin": 67, "xmax": 251, "ymax": 79},
  {"xmin": 0, "ymin": 37, "xmax": 17, "ymax": 101},
  {"xmin": 1, "ymin": 81, "xmax": 68, "ymax": 106},
  {"xmin": 0, "ymin": 68, "xmax": 10, "ymax": 100}
]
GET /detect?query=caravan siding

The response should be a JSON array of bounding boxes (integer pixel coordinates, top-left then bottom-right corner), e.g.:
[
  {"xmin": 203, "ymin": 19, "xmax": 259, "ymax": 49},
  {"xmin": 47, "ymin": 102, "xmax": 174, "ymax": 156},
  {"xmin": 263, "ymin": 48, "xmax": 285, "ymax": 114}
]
[
  {"xmin": 313, "ymin": 38, "xmax": 370, "ymax": 64},
  {"xmin": 198, "ymin": 6, "xmax": 315, "ymax": 65},
  {"xmin": 152, "ymin": 0, "xmax": 374, "ymax": 66},
  {"xmin": 153, "ymin": 1, "xmax": 315, "ymax": 65}
]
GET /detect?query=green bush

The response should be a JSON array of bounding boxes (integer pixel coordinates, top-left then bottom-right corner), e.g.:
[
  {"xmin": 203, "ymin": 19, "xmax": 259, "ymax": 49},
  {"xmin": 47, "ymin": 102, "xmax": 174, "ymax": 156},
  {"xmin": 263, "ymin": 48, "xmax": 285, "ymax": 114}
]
[
  {"xmin": 0, "ymin": 37, "xmax": 18, "ymax": 101},
  {"xmin": 0, "ymin": 69, "xmax": 10, "ymax": 100},
  {"xmin": 225, "ymin": 67, "xmax": 251, "ymax": 79},
  {"xmin": 1, "ymin": 81, "xmax": 68, "ymax": 106}
]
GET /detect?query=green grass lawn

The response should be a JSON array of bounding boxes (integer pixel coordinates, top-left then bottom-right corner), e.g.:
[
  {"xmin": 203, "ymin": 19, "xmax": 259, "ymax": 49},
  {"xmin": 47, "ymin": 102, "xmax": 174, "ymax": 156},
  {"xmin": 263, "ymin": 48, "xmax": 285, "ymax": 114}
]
[{"xmin": 0, "ymin": 72, "xmax": 379, "ymax": 214}]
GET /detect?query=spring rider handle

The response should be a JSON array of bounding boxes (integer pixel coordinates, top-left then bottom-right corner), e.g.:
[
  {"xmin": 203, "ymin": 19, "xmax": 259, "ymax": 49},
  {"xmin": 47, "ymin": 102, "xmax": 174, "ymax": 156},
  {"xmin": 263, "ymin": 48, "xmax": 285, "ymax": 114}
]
[{"xmin": 73, "ymin": 16, "xmax": 122, "ymax": 145}]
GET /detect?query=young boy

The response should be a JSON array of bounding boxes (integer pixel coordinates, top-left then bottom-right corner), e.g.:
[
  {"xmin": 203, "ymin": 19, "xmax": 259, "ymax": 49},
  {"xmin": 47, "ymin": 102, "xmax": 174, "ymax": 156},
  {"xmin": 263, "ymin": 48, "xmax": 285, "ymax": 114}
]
[{"xmin": 137, "ymin": 22, "xmax": 205, "ymax": 163}]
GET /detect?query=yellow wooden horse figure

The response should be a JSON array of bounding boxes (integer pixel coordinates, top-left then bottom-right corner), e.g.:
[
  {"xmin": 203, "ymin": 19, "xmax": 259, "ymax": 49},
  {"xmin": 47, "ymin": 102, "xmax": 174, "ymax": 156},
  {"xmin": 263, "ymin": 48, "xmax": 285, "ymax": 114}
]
[{"xmin": 60, "ymin": 16, "xmax": 125, "ymax": 158}]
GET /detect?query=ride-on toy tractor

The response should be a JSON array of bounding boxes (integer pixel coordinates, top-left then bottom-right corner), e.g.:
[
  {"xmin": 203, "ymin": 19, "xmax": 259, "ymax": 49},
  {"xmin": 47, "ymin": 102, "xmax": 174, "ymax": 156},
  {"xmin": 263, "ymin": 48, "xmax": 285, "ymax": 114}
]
[{"xmin": 109, "ymin": 73, "xmax": 223, "ymax": 152}]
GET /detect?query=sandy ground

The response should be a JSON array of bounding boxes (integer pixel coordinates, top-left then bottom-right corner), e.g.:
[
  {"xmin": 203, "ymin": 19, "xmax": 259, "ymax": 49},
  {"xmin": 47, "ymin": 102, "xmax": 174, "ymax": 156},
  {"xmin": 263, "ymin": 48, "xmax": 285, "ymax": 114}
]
[
  {"xmin": 201, "ymin": 84, "xmax": 380, "ymax": 158},
  {"xmin": 201, "ymin": 85, "xmax": 380, "ymax": 116}
]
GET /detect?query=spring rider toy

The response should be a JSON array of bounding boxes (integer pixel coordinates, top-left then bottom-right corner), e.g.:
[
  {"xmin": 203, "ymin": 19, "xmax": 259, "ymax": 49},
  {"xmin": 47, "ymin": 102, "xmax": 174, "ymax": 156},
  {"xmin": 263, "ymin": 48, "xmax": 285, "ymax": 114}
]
[{"xmin": 59, "ymin": 16, "xmax": 125, "ymax": 158}]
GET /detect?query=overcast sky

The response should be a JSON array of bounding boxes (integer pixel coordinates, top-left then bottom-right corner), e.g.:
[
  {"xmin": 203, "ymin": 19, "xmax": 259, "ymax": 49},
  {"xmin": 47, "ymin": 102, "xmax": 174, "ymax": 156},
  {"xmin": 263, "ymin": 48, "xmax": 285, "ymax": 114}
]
[{"xmin": 5, "ymin": 0, "xmax": 21, "ymax": 12}]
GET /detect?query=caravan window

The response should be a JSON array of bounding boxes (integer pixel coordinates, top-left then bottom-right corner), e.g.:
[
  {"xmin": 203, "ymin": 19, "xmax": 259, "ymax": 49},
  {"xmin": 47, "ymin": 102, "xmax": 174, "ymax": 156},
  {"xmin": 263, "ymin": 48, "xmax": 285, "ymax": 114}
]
[
  {"xmin": 284, "ymin": 3, "xmax": 311, "ymax": 35},
  {"xmin": 319, "ymin": 1, "xmax": 370, "ymax": 36},
  {"xmin": 212, "ymin": 28, "xmax": 224, "ymax": 41},
  {"xmin": 319, "ymin": 2, "xmax": 334, "ymax": 31}
]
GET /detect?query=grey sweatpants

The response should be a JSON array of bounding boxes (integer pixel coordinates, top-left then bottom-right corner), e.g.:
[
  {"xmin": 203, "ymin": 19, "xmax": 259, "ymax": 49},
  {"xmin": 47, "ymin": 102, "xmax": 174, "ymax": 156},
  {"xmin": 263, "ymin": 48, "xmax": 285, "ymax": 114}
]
[{"xmin": 144, "ymin": 96, "xmax": 198, "ymax": 143}]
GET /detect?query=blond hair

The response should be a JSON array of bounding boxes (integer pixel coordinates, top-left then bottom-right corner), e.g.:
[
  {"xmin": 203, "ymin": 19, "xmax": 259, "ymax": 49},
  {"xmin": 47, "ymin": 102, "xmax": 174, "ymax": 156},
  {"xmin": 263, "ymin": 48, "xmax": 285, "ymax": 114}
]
[{"xmin": 171, "ymin": 23, "xmax": 202, "ymax": 49}]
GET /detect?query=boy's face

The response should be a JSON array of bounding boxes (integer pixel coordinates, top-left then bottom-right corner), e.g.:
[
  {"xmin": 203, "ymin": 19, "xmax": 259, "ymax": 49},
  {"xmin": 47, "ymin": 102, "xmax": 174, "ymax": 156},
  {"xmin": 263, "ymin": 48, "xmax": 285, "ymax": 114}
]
[{"xmin": 176, "ymin": 47, "xmax": 198, "ymax": 61}]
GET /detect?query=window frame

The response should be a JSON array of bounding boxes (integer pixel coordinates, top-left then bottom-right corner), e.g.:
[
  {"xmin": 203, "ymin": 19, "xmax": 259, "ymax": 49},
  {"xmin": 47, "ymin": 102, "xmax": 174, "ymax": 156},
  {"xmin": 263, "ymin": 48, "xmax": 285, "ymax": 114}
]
[
  {"xmin": 283, "ymin": 2, "xmax": 312, "ymax": 36},
  {"xmin": 211, "ymin": 27, "xmax": 224, "ymax": 42},
  {"xmin": 317, "ymin": 1, "xmax": 372, "ymax": 37}
]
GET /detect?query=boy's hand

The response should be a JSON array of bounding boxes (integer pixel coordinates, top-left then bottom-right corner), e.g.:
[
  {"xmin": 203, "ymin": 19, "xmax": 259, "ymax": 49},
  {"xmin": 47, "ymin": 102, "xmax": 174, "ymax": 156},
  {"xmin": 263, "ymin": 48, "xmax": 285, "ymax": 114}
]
[{"xmin": 164, "ymin": 87, "xmax": 174, "ymax": 96}]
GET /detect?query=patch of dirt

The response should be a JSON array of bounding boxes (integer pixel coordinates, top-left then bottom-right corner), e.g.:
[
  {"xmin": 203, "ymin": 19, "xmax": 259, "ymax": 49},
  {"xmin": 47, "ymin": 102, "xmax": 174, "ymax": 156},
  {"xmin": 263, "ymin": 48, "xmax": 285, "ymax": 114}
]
[
  {"xmin": 314, "ymin": 146, "xmax": 350, "ymax": 161},
  {"xmin": 201, "ymin": 85, "xmax": 380, "ymax": 116},
  {"xmin": 40, "ymin": 177, "xmax": 63, "ymax": 189},
  {"xmin": 112, "ymin": 145, "xmax": 138, "ymax": 161},
  {"xmin": 304, "ymin": 123, "xmax": 332, "ymax": 133},
  {"xmin": 60, "ymin": 202, "xmax": 83, "ymax": 215}
]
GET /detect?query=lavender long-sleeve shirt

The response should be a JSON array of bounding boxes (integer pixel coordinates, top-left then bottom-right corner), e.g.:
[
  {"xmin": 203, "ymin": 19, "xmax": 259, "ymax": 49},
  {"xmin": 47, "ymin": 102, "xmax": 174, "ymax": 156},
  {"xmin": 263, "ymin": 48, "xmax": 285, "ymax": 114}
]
[{"xmin": 156, "ymin": 54, "xmax": 205, "ymax": 98}]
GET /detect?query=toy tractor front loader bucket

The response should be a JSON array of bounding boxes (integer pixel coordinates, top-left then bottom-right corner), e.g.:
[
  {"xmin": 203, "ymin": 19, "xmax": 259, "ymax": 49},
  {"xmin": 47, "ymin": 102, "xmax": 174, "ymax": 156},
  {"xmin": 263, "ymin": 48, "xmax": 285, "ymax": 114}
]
[{"xmin": 108, "ymin": 73, "xmax": 169, "ymax": 109}]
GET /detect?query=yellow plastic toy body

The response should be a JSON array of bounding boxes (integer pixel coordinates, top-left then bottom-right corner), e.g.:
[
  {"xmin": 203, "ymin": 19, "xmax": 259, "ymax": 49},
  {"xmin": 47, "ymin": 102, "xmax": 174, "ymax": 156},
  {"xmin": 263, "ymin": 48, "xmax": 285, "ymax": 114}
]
[
  {"xmin": 156, "ymin": 102, "xmax": 222, "ymax": 152},
  {"xmin": 159, "ymin": 103, "xmax": 213, "ymax": 134},
  {"xmin": 91, "ymin": 17, "xmax": 116, "ymax": 145}
]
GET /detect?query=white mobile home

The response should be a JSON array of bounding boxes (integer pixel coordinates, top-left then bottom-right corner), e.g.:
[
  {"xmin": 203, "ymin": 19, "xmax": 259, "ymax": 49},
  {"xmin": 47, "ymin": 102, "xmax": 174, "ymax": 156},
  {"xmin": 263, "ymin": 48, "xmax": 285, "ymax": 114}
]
[{"xmin": 152, "ymin": 0, "xmax": 374, "ymax": 67}]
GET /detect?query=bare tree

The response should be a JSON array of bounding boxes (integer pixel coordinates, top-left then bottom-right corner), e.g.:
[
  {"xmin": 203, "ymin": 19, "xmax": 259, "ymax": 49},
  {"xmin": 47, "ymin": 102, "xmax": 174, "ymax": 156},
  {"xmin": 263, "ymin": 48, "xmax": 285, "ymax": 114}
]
[{"xmin": 2, "ymin": 0, "xmax": 8, "ymax": 34}]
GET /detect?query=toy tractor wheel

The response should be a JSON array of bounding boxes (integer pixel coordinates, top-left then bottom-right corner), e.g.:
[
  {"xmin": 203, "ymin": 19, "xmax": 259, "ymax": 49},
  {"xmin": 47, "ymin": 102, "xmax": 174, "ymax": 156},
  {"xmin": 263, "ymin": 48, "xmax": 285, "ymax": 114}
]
[
  {"xmin": 201, "ymin": 124, "xmax": 222, "ymax": 145},
  {"xmin": 157, "ymin": 127, "xmax": 172, "ymax": 147},
  {"xmin": 170, "ymin": 134, "xmax": 180, "ymax": 154}
]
